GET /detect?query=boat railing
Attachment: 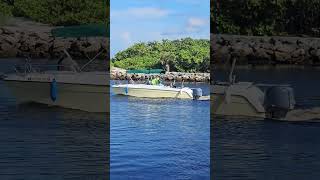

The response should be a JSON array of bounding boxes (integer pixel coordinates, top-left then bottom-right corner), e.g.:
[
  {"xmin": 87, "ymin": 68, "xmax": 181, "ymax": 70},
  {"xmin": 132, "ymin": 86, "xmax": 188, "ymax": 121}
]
[
  {"xmin": 13, "ymin": 62, "xmax": 76, "ymax": 75},
  {"xmin": 14, "ymin": 48, "xmax": 105, "ymax": 75}
]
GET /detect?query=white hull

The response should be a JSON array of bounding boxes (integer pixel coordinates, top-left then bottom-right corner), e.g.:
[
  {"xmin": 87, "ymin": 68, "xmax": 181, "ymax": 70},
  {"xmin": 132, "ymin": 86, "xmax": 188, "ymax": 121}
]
[
  {"xmin": 211, "ymin": 93, "xmax": 265, "ymax": 118},
  {"xmin": 112, "ymin": 84, "xmax": 193, "ymax": 99},
  {"xmin": 3, "ymin": 71, "xmax": 109, "ymax": 113},
  {"xmin": 5, "ymin": 80, "xmax": 109, "ymax": 112},
  {"xmin": 211, "ymin": 82, "xmax": 266, "ymax": 118}
]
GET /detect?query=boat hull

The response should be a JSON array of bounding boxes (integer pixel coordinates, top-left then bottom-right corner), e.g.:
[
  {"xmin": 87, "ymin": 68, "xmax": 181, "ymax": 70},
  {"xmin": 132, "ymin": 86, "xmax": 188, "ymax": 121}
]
[
  {"xmin": 112, "ymin": 85, "xmax": 193, "ymax": 99},
  {"xmin": 211, "ymin": 93, "xmax": 266, "ymax": 118},
  {"xmin": 4, "ymin": 80, "xmax": 109, "ymax": 113}
]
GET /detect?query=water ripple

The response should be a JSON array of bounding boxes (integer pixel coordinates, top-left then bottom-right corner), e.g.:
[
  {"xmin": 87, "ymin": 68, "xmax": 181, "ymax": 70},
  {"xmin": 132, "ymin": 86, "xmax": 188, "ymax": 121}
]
[{"xmin": 110, "ymin": 82, "xmax": 210, "ymax": 179}]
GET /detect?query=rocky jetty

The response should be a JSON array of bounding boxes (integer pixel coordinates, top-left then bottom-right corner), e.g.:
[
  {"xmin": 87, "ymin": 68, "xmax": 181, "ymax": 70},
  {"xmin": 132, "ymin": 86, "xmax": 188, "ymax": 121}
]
[
  {"xmin": 111, "ymin": 67, "xmax": 210, "ymax": 82},
  {"xmin": 212, "ymin": 34, "xmax": 320, "ymax": 66},
  {"xmin": 0, "ymin": 19, "xmax": 108, "ymax": 60}
]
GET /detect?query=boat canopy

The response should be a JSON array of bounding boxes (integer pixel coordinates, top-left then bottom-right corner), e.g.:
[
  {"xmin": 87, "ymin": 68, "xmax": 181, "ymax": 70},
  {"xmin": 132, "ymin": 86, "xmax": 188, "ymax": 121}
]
[
  {"xmin": 51, "ymin": 24, "xmax": 109, "ymax": 38},
  {"xmin": 126, "ymin": 69, "xmax": 165, "ymax": 74}
]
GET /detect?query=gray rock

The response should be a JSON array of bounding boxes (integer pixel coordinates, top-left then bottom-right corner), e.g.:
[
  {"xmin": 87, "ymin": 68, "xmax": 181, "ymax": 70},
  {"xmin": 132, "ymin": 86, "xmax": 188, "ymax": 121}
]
[
  {"xmin": 0, "ymin": 26, "xmax": 108, "ymax": 60},
  {"xmin": 211, "ymin": 34, "xmax": 320, "ymax": 65}
]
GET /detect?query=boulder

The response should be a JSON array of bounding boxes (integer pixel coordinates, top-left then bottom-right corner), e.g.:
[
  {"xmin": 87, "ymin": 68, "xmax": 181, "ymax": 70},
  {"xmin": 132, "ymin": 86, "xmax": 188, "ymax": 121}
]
[{"xmin": 211, "ymin": 34, "xmax": 320, "ymax": 65}]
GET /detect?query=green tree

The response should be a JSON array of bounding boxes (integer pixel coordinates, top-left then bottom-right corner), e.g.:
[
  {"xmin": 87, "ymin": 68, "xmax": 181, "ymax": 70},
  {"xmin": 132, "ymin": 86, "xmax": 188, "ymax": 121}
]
[
  {"xmin": 211, "ymin": 0, "xmax": 320, "ymax": 37},
  {"xmin": 0, "ymin": 1, "xmax": 12, "ymax": 25},
  {"xmin": 112, "ymin": 38, "xmax": 210, "ymax": 72},
  {"xmin": 0, "ymin": 0, "xmax": 109, "ymax": 26}
]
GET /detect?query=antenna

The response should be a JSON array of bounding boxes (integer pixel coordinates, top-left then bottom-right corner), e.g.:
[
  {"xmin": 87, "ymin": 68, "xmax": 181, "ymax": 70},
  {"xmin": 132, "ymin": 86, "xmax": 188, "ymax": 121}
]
[
  {"xmin": 229, "ymin": 57, "xmax": 237, "ymax": 84},
  {"xmin": 63, "ymin": 49, "xmax": 72, "ymax": 59},
  {"xmin": 79, "ymin": 49, "xmax": 105, "ymax": 71}
]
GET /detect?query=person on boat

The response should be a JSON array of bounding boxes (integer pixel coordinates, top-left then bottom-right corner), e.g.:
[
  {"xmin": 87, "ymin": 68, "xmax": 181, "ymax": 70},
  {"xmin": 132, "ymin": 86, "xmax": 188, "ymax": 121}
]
[{"xmin": 151, "ymin": 77, "xmax": 160, "ymax": 85}]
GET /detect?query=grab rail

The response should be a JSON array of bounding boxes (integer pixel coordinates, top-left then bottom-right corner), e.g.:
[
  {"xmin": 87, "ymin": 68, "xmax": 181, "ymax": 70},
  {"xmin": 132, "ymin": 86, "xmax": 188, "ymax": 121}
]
[{"xmin": 13, "ymin": 64, "xmax": 76, "ymax": 75}]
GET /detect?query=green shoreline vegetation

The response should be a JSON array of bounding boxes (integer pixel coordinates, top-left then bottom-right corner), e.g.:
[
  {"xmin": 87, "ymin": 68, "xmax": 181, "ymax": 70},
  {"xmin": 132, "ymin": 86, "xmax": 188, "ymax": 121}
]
[
  {"xmin": 0, "ymin": 0, "xmax": 108, "ymax": 26},
  {"xmin": 111, "ymin": 38, "xmax": 210, "ymax": 73},
  {"xmin": 211, "ymin": 0, "xmax": 320, "ymax": 37}
]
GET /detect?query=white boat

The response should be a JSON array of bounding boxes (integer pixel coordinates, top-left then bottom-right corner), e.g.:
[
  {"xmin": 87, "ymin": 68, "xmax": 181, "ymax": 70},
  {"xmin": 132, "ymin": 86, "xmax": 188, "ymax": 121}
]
[
  {"xmin": 112, "ymin": 83, "xmax": 197, "ymax": 99},
  {"xmin": 211, "ymin": 59, "xmax": 296, "ymax": 119},
  {"xmin": 1, "ymin": 51, "xmax": 109, "ymax": 113}
]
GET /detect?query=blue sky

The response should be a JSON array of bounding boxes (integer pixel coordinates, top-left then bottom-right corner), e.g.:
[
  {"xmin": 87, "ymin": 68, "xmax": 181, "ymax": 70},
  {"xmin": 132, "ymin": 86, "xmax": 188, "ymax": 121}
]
[{"xmin": 110, "ymin": 0, "xmax": 210, "ymax": 57}]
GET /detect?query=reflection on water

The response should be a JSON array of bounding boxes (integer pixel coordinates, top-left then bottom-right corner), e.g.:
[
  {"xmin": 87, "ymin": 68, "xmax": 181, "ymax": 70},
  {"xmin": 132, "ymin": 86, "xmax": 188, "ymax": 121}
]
[
  {"xmin": 212, "ymin": 68, "xmax": 320, "ymax": 179},
  {"xmin": 110, "ymin": 82, "xmax": 210, "ymax": 179}
]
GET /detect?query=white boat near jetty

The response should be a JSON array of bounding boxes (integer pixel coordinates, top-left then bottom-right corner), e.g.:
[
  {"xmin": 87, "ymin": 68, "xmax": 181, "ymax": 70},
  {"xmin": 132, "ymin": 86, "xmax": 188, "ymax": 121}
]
[
  {"xmin": 3, "ymin": 71, "xmax": 108, "ymax": 113},
  {"xmin": 112, "ymin": 84, "xmax": 195, "ymax": 99},
  {"xmin": 1, "ymin": 50, "xmax": 109, "ymax": 113},
  {"xmin": 112, "ymin": 69, "xmax": 204, "ymax": 100},
  {"xmin": 1, "ymin": 25, "xmax": 110, "ymax": 113}
]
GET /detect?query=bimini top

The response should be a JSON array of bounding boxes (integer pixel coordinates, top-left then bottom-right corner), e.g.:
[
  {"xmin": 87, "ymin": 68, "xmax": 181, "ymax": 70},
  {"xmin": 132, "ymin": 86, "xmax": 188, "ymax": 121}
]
[{"xmin": 51, "ymin": 24, "xmax": 109, "ymax": 38}]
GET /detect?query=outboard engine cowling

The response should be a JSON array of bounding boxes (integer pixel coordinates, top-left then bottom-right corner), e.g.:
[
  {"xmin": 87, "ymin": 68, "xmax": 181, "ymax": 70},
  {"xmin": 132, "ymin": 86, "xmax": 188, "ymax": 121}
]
[
  {"xmin": 265, "ymin": 86, "xmax": 295, "ymax": 119},
  {"xmin": 192, "ymin": 88, "xmax": 202, "ymax": 100}
]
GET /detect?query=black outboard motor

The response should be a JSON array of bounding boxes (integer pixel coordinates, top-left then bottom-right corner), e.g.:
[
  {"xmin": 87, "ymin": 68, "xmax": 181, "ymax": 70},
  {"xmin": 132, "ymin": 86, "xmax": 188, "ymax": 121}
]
[
  {"xmin": 264, "ymin": 86, "xmax": 295, "ymax": 119},
  {"xmin": 192, "ymin": 88, "xmax": 203, "ymax": 100}
]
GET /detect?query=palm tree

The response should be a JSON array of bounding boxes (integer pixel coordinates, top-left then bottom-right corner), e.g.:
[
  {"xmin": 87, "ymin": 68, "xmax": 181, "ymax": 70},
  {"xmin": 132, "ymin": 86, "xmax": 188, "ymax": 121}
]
[{"xmin": 160, "ymin": 52, "xmax": 175, "ymax": 72}]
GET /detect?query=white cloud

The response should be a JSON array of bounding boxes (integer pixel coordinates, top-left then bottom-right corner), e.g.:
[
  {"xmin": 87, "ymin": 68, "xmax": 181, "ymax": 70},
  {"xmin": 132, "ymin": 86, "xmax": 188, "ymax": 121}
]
[
  {"xmin": 111, "ymin": 7, "xmax": 171, "ymax": 19},
  {"xmin": 161, "ymin": 17, "xmax": 208, "ymax": 35},
  {"xmin": 120, "ymin": 31, "xmax": 132, "ymax": 44},
  {"xmin": 186, "ymin": 17, "xmax": 207, "ymax": 32},
  {"xmin": 188, "ymin": 17, "xmax": 207, "ymax": 27}
]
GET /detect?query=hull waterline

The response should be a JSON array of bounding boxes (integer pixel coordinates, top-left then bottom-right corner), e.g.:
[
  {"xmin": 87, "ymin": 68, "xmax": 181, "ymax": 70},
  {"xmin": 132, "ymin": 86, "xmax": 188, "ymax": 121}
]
[
  {"xmin": 112, "ymin": 84, "xmax": 193, "ymax": 99},
  {"xmin": 4, "ymin": 79, "xmax": 109, "ymax": 113}
]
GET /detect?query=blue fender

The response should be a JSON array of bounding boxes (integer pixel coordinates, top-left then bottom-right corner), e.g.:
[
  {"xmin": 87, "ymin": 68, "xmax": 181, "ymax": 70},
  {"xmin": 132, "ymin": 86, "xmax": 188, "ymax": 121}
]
[
  {"xmin": 50, "ymin": 79, "xmax": 58, "ymax": 101},
  {"xmin": 124, "ymin": 85, "xmax": 128, "ymax": 95}
]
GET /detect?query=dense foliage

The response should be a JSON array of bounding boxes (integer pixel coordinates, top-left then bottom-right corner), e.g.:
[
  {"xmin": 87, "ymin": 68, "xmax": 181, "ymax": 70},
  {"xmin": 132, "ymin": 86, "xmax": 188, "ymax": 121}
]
[
  {"xmin": 0, "ymin": 0, "xmax": 108, "ymax": 25},
  {"xmin": 0, "ymin": 1, "xmax": 11, "ymax": 25},
  {"xmin": 211, "ymin": 0, "xmax": 320, "ymax": 37},
  {"xmin": 112, "ymin": 38, "xmax": 210, "ymax": 73}
]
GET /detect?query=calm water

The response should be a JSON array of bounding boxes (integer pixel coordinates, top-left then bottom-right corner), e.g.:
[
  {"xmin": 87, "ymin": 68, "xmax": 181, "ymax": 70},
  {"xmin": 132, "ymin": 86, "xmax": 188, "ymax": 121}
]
[
  {"xmin": 0, "ymin": 59, "xmax": 108, "ymax": 179},
  {"xmin": 213, "ymin": 68, "xmax": 320, "ymax": 180},
  {"xmin": 110, "ymin": 81, "xmax": 210, "ymax": 179}
]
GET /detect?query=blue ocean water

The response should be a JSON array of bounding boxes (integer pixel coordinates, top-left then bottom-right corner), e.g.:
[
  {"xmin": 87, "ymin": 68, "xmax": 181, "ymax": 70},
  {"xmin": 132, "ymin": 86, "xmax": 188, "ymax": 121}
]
[
  {"xmin": 212, "ymin": 68, "xmax": 320, "ymax": 180},
  {"xmin": 110, "ymin": 81, "xmax": 210, "ymax": 179}
]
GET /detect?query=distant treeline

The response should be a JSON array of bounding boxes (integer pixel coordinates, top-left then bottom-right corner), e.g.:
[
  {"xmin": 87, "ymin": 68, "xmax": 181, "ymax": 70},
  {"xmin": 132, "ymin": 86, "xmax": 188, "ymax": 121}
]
[
  {"xmin": 112, "ymin": 38, "xmax": 210, "ymax": 73},
  {"xmin": 211, "ymin": 0, "xmax": 320, "ymax": 37},
  {"xmin": 0, "ymin": 0, "xmax": 108, "ymax": 25}
]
